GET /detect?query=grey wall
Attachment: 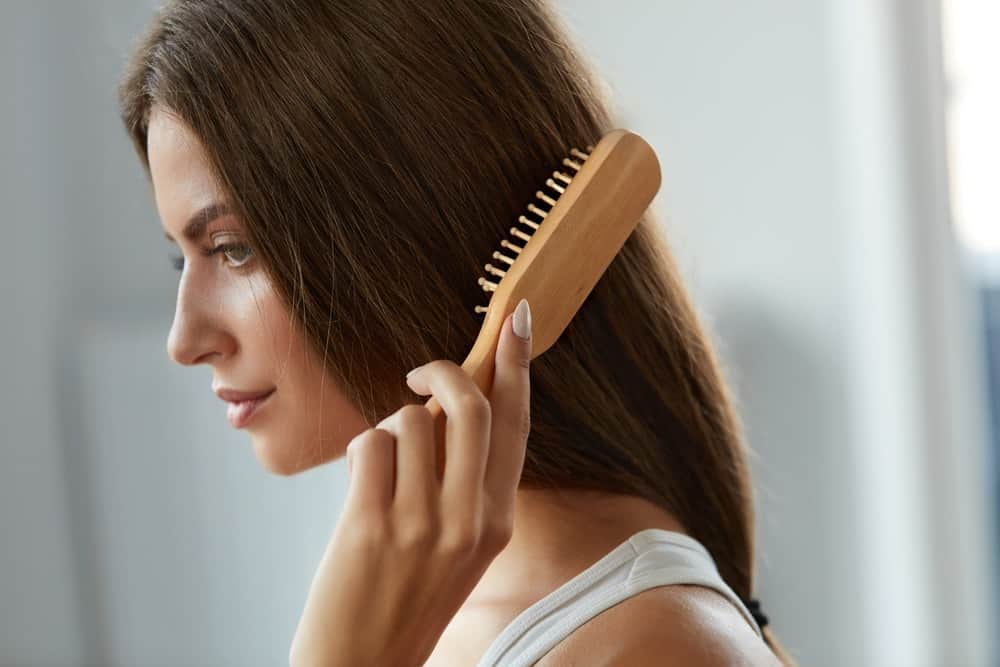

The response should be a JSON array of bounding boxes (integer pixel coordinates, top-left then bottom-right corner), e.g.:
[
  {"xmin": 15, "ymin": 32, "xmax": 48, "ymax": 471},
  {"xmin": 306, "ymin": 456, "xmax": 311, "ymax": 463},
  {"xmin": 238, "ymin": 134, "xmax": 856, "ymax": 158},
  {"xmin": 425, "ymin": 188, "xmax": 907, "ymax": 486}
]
[
  {"xmin": 2, "ymin": 1, "xmax": 996, "ymax": 666},
  {"xmin": 4, "ymin": 2, "xmax": 94, "ymax": 665}
]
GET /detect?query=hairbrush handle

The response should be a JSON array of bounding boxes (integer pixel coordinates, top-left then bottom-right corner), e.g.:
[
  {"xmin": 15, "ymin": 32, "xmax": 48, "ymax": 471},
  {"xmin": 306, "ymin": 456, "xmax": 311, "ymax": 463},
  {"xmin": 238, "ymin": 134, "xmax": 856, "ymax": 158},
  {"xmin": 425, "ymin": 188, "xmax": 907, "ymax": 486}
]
[{"xmin": 422, "ymin": 328, "xmax": 500, "ymax": 483}]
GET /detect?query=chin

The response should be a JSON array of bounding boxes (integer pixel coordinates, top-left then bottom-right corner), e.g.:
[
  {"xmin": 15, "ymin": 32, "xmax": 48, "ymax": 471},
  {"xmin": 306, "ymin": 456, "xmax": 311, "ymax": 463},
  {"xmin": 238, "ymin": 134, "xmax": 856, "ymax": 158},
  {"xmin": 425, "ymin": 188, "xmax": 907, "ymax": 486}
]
[
  {"xmin": 251, "ymin": 435, "xmax": 343, "ymax": 476},
  {"xmin": 252, "ymin": 437, "xmax": 306, "ymax": 477}
]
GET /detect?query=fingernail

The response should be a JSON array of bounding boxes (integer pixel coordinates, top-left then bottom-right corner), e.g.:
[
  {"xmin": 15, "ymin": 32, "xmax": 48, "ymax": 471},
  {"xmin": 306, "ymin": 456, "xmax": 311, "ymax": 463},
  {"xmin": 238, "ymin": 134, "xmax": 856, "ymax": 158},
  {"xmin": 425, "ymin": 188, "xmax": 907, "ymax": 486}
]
[
  {"xmin": 407, "ymin": 363, "xmax": 426, "ymax": 379},
  {"xmin": 513, "ymin": 298, "xmax": 531, "ymax": 340}
]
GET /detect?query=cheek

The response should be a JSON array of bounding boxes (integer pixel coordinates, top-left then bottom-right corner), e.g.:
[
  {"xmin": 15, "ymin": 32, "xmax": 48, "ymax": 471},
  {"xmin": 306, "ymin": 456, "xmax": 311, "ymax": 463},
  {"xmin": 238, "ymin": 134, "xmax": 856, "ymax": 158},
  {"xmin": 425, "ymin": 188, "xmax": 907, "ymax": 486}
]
[
  {"xmin": 261, "ymin": 354, "xmax": 369, "ymax": 475},
  {"xmin": 251, "ymin": 293, "xmax": 325, "ymax": 409},
  {"xmin": 237, "ymin": 282, "xmax": 299, "ymax": 373},
  {"xmin": 241, "ymin": 286, "xmax": 369, "ymax": 472}
]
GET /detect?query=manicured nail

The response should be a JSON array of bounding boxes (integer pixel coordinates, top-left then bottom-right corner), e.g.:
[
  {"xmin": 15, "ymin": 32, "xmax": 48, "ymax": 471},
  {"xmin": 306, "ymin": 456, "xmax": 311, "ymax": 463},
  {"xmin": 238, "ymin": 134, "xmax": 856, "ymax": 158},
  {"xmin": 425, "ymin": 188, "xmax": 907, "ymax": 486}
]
[
  {"xmin": 513, "ymin": 298, "xmax": 531, "ymax": 340},
  {"xmin": 407, "ymin": 364, "xmax": 426, "ymax": 379}
]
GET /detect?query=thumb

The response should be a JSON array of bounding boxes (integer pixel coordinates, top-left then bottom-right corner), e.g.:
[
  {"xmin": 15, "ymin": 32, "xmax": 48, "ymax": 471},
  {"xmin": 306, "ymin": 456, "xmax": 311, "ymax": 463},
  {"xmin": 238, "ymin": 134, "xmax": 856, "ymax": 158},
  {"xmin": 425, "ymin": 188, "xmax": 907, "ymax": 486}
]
[
  {"xmin": 488, "ymin": 298, "xmax": 531, "ymax": 437},
  {"xmin": 485, "ymin": 298, "xmax": 532, "ymax": 499}
]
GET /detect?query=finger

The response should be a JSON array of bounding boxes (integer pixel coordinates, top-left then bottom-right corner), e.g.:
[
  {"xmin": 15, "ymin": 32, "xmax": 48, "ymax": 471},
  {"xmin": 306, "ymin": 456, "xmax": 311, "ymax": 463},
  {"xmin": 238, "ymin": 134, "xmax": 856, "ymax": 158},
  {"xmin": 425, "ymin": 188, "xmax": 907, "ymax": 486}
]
[
  {"xmin": 405, "ymin": 360, "xmax": 491, "ymax": 509},
  {"xmin": 344, "ymin": 428, "xmax": 396, "ymax": 515},
  {"xmin": 376, "ymin": 405, "xmax": 439, "ymax": 509},
  {"xmin": 484, "ymin": 298, "xmax": 531, "ymax": 506}
]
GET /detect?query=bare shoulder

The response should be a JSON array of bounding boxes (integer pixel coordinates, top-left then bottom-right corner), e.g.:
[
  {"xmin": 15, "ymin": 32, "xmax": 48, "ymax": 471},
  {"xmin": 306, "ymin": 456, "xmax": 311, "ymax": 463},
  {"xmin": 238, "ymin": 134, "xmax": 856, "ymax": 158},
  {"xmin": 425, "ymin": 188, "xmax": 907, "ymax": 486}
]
[{"xmin": 535, "ymin": 584, "xmax": 782, "ymax": 667}]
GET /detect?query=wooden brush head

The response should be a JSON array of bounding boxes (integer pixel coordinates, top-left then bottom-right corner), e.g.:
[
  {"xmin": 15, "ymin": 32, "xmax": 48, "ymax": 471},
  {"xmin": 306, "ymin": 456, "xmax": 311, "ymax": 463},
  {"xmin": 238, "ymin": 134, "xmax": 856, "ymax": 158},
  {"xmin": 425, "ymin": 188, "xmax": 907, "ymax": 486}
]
[
  {"xmin": 462, "ymin": 128, "xmax": 662, "ymax": 390},
  {"xmin": 421, "ymin": 128, "xmax": 661, "ymax": 477}
]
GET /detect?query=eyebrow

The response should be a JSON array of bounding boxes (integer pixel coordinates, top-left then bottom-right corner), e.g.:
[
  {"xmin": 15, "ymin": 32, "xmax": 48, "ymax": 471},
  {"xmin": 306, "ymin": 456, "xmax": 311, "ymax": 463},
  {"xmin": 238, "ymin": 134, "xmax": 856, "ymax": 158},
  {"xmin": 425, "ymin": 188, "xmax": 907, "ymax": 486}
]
[{"xmin": 163, "ymin": 202, "xmax": 232, "ymax": 244}]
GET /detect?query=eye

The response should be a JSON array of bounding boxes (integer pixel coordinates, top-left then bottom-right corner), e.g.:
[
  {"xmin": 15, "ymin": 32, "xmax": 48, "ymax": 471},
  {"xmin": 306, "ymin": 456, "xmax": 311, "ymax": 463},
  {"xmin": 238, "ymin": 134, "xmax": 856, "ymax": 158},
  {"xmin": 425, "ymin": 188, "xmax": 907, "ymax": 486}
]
[
  {"xmin": 214, "ymin": 242, "xmax": 254, "ymax": 268},
  {"xmin": 168, "ymin": 243, "xmax": 254, "ymax": 272}
]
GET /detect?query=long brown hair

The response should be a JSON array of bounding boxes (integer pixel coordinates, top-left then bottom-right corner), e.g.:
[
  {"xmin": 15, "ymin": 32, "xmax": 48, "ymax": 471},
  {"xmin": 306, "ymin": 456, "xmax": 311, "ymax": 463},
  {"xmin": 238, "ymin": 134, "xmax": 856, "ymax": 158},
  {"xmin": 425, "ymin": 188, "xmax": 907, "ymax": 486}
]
[{"xmin": 118, "ymin": 1, "xmax": 795, "ymax": 663}]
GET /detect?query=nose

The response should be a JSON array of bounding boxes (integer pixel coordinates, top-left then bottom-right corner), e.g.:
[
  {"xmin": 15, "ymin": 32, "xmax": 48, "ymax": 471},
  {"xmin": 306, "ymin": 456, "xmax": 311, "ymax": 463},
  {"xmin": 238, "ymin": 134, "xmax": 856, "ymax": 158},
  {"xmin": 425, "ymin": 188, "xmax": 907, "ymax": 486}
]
[
  {"xmin": 166, "ymin": 278, "xmax": 234, "ymax": 366},
  {"xmin": 167, "ymin": 319, "xmax": 220, "ymax": 366}
]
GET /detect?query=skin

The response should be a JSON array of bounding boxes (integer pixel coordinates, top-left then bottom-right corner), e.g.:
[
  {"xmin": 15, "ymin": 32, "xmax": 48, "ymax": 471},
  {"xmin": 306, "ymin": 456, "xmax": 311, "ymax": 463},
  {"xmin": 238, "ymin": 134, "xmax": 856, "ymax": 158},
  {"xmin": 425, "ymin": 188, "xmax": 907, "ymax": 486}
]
[{"xmin": 148, "ymin": 105, "xmax": 766, "ymax": 665}]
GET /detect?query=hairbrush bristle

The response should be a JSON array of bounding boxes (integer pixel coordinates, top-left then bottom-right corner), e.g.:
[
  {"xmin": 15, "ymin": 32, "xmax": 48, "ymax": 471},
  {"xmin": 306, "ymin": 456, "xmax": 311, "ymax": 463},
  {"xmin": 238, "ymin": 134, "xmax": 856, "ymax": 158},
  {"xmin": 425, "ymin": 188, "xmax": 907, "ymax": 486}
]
[{"xmin": 474, "ymin": 143, "xmax": 596, "ymax": 315}]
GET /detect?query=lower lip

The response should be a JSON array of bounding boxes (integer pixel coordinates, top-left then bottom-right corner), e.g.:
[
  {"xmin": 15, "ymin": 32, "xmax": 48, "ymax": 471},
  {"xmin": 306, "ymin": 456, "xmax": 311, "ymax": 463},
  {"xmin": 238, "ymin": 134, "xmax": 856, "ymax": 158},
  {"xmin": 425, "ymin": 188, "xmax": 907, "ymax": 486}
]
[{"xmin": 226, "ymin": 390, "xmax": 275, "ymax": 429}]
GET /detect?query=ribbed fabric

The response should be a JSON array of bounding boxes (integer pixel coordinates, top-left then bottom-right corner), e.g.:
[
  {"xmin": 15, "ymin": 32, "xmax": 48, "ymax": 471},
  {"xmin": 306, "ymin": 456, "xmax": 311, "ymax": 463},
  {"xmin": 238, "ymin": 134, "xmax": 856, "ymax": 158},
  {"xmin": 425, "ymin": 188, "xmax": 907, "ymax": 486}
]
[{"xmin": 475, "ymin": 528, "xmax": 762, "ymax": 667}]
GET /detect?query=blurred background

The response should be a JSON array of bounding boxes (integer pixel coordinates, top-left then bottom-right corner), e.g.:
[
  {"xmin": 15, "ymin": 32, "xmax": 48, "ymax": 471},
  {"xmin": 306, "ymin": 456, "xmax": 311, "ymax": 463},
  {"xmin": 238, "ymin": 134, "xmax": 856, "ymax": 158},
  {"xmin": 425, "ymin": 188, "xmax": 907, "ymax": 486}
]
[{"xmin": 2, "ymin": 0, "xmax": 997, "ymax": 665}]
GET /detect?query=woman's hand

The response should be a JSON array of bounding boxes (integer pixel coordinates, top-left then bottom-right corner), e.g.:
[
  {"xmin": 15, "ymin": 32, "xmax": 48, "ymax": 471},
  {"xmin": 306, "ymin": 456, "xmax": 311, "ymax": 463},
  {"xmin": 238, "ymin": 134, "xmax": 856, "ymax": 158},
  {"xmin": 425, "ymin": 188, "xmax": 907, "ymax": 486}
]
[{"xmin": 289, "ymin": 299, "xmax": 533, "ymax": 667}]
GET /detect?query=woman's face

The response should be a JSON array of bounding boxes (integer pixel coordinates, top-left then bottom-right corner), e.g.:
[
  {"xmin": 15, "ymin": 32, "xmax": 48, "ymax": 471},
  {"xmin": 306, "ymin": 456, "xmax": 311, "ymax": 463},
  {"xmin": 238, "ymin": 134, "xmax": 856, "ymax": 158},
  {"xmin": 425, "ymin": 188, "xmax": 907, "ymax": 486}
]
[{"xmin": 147, "ymin": 105, "xmax": 369, "ymax": 475}]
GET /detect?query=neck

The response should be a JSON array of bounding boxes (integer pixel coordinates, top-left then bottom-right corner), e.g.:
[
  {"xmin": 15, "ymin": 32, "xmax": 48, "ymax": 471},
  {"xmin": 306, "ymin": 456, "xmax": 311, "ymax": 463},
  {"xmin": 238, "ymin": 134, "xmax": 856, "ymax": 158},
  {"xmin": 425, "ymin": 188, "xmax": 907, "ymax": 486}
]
[{"xmin": 466, "ymin": 487, "xmax": 689, "ymax": 608}]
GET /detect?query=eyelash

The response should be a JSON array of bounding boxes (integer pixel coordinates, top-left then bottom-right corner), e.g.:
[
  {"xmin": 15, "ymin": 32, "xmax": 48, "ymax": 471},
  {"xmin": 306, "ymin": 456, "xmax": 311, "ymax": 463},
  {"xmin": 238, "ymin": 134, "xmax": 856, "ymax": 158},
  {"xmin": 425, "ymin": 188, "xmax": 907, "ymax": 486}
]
[{"xmin": 170, "ymin": 243, "xmax": 254, "ymax": 273}]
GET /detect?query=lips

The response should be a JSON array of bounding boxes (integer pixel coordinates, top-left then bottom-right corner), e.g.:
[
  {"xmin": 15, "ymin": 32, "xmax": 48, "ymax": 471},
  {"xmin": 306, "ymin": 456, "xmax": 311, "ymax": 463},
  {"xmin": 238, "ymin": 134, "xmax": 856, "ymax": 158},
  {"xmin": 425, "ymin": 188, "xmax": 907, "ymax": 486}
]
[
  {"xmin": 224, "ymin": 389, "xmax": 276, "ymax": 429},
  {"xmin": 215, "ymin": 387, "xmax": 276, "ymax": 403}
]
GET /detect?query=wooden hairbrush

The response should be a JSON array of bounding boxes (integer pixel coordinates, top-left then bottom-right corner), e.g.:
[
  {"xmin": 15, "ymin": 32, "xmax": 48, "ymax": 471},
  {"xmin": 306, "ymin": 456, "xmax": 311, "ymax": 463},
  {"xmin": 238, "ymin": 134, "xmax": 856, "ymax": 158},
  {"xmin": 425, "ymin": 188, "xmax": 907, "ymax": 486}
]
[{"xmin": 423, "ymin": 128, "xmax": 662, "ymax": 479}]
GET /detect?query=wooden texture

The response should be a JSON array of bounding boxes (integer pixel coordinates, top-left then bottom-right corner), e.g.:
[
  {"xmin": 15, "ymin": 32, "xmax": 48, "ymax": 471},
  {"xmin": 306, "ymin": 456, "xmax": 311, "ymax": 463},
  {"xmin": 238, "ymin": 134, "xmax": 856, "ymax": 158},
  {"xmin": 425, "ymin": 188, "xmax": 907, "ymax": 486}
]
[{"xmin": 425, "ymin": 128, "xmax": 662, "ymax": 481}]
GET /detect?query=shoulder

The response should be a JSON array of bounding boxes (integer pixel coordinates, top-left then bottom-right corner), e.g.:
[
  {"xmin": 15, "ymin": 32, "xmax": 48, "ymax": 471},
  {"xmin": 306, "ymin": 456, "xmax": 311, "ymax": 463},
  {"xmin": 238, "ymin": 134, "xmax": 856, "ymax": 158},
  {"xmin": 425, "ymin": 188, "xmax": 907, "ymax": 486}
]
[{"xmin": 535, "ymin": 584, "xmax": 781, "ymax": 667}]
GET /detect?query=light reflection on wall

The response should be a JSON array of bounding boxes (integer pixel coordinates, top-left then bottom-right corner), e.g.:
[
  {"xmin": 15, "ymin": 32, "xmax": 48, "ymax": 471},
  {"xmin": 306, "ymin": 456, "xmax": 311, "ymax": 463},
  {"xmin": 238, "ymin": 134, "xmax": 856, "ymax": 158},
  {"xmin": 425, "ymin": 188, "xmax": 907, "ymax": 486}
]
[{"xmin": 941, "ymin": 1, "xmax": 1000, "ymax": 258}]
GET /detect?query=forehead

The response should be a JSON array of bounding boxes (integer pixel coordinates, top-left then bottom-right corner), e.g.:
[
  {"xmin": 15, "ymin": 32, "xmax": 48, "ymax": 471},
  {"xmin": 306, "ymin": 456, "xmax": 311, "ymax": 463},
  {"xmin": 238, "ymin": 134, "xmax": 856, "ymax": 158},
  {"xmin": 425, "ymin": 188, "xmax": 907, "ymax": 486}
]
[{"xmin": 147, "ymin": 107, "xmax": 226, "ymax": 231}]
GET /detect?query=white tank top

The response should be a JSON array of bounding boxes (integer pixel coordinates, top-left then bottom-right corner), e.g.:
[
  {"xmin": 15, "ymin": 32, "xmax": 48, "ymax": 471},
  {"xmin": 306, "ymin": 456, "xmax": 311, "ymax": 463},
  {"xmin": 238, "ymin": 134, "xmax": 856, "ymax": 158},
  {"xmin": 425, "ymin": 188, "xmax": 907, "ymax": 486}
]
[{"xmin": 474, "ymin": 528, "xmax": 763, "ymax": 667}]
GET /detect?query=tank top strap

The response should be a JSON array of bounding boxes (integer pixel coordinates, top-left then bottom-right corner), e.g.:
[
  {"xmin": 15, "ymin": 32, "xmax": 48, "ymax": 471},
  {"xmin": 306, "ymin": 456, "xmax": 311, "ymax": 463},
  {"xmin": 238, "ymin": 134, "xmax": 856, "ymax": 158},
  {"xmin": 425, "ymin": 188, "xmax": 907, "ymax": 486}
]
[{"xmin": 475, "ymin": 528, "xmax": 762, "ymax": 667}]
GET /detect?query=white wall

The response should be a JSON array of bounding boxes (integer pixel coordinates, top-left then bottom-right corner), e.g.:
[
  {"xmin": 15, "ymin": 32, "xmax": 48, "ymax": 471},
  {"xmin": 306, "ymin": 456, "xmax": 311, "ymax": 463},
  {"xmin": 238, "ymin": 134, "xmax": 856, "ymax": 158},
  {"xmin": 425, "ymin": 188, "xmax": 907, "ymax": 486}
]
[{"xmin": 2, "ymin": 1, "xmax": 995, "ymax": 666}]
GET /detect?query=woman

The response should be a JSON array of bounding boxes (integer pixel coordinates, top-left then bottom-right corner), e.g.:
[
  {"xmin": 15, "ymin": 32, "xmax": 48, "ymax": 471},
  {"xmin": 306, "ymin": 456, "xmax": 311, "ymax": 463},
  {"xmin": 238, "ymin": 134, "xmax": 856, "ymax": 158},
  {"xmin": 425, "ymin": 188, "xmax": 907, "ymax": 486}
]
[{"xmin": 118, "ymin": 1, "xmax": 796, "ymax": 665}]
